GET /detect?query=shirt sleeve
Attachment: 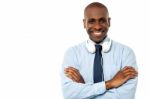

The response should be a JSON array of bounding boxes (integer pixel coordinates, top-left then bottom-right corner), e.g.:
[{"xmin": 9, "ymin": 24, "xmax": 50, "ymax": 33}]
[
  {"xmin": 60, "ymin": 47, "xmax": 106, "ymax": 99},
  {"xmin": 116, "ymin": 47, "xmax": 138, "ymax": 99}
]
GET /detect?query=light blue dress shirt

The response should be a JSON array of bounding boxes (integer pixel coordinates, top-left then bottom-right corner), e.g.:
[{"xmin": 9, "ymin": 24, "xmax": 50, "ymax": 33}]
[{"xmin": 61, "ymin": 40, "xmax": 138, "ymax": 99}]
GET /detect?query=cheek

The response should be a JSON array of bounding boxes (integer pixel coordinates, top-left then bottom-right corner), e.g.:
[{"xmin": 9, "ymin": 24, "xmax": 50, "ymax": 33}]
[
  {"xmin": 85, "ymin": 24, "xmax": 91, "ymax": 31},
  {"xmin": 86, "ymin": 25, "xmax": 93, "ymax": 31},
  {"xmin": 105, "ymin": 21, "xmax": 110, "ymax": 27}
]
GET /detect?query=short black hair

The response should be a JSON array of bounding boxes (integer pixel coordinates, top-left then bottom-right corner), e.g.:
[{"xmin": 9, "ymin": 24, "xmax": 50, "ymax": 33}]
[{"xmin": 84, "ymin": 2, "xmax": 109, "ymax": 17}]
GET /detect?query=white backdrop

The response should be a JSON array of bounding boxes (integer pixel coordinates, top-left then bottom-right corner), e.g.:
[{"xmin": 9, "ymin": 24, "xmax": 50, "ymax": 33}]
[{"xmin": 0, "ymin": 0, "xmax": 149, "ymax": 99}]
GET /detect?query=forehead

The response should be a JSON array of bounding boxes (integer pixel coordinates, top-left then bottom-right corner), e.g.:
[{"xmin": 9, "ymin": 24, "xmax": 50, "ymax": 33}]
[{"xmin": 84, "ymin": 7, "xmax": 108, "ymax": 19}]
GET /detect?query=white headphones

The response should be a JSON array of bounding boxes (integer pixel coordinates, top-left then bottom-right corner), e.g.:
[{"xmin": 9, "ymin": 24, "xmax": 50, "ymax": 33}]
[{"xmin": 86, "ymin": 37, "xmax": 112, "ymax": 53}]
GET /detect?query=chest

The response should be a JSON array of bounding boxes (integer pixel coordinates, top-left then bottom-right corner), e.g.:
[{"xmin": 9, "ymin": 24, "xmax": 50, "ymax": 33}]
[{"xmin": 77, "ymin": 52, "xmax": 122, "ymax": 83}]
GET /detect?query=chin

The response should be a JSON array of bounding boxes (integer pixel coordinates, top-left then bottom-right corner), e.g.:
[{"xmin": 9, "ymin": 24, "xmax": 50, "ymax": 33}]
[
  {"xmin": 92, "ymin": 39, "xmax": 102, "ymax": 43},
  {"xmin": 92, "ymin": 37, "xmax": 106, "ymax": 43},
  {"xmin": 95, "ymin": 40, "xmax": 103, "ymax": 44}
]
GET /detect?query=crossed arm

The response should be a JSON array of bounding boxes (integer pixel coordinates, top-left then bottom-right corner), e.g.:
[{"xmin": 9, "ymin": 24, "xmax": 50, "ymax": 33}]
[
  {"xmin": 62, "ymin": 47, "xmax": 138, "ymax": 99},
  {"xmin": 64, "ymin": 66, "xmax": 138, "ymax": 90}
]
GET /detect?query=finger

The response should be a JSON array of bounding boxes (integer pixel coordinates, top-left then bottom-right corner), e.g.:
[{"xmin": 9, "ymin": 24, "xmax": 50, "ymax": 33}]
[
  {"xmin": 122, "ymin": 66, "xmax": 134, "ymax": 70},
  {"xmin": 124, "ymin": 66, "xmax": 137, "ymax": 72},
  {"xmin": 125, "ymin": 74, "xmax": 137, "ymax": 80},
  {"xmin": 68, "ymin": 67, "xmax": 79, "ymax": 71},
  {"xmin": 65, "ymin": 67, "xmax": 78, "ymax": 73},
  {"xmin": 122, "ymin": 66, "xmax": 130, "ymax": 70},
  {"xmin": 124, "ymin": 72, "xmax": 138, "ymax": 80},
  {"xmin": 122, "ymin": 66, "xmax": 137, "ymax": 73},
  {"xmin": 66, "ymin": 70, "xmax": 85, "ymax": 83},
  {"xmin": 65, "ymin": 67, "xmax": 85, "ymax": 83},
  {"xmin": 65, "ymin": 67, "xmax": 82, "ymax": 78},
  {"xmin": 66, "ymin": 69, "xmax": 80, "ymax": 79},
  {"xmin": 66, "ymin": 74, "xmax": 77, "ymax": 82},
  {"xmin": 66, "ymin": 72, "xmax": 80, "ymax": 82},
  {"xmin": 124, "ymin": 71, "xmax": 138, "ymax": 77},
  {"xmin": 66, "ymin": 67, "xmax": 79, "ymax": 74},
  {"xmin": 122, "ymin": 68, "xmax": 138, "ymax": 76},
  {"xmin": 122, "ymin": 67, "xmax": 137, "ymax": 73},
  {"xmin": 65, "ymin": 70, "xmax": 78, "ymax": 78}
]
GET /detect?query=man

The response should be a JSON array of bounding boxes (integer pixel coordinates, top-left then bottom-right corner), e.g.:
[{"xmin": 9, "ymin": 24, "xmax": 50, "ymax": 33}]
[{"xmin": 61, "ymin": 2, "xmax": 138, "ymax": 99}]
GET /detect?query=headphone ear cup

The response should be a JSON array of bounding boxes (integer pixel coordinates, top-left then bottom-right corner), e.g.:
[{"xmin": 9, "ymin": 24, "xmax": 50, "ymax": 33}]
[
  {"xmin": 86, "ymin": 40, "xmax": 95, "ymax": 53},
  {"xmin": 89, "ymin": 43, "xmax": 95, "ymax": 53},
  {"xmin": 86, "ymin": 38, "xmax": 112, "ymax": 53},
  {"xmin": 102, "ymin": 39, "xmax": 112, "ymax": 53}
]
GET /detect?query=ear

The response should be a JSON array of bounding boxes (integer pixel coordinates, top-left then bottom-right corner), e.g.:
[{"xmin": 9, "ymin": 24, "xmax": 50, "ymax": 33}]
[
  {"xmin": 108, "ymin": 17, "xmax": 111, "ymax": 27},
  {"xmin": 83, "ymin": 19, "xmax": 86, "ymax": 28}
]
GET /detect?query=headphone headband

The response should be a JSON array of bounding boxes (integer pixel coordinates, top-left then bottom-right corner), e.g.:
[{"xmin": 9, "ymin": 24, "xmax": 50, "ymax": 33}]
[{"xmin": 86, "ymin": 37, "xmax": 112, "ymax": 53}]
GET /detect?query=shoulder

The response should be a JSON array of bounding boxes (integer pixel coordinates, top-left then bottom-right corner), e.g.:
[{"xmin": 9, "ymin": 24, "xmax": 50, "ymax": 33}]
[
  {"xmin": 64, "ymin": 41, "xmax": 86, "ymax": 55},
  {"xmin": 111, "ymin": 40, "xmax": 136, "ymax": 64},
  {"xmin": 111, "ymin": 40, "xmax": 134, "ymax": 53}
]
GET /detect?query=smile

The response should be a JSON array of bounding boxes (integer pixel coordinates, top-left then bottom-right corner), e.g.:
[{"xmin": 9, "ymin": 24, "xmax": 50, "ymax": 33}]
[{"xmin": 93, "ymin": 32, "xmax": 103, "ymax": 36}]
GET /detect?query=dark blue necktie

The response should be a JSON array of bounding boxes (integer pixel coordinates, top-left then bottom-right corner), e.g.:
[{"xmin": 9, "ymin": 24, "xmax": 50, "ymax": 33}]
[{"xmin": 94, "ymin": 45, "xmax": 103, "ymax": 83}]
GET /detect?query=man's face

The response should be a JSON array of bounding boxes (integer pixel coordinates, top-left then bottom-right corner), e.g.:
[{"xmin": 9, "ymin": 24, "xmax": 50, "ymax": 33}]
[{"xmin": 83, "ymin": 7, "xmax": 110, "ymax": 43}]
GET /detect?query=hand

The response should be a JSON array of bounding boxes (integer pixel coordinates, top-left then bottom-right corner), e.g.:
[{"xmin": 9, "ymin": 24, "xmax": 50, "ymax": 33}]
[
  {"xmin": 64, "ymin": 67, "xmax": 85, "ymax": 83},
  {"xmin": 106, "ymin": 66, "xmax": 138, "ymax": 89}
]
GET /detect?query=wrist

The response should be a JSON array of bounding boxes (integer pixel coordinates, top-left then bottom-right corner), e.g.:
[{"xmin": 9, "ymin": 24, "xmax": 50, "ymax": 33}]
[{"xmin": 105, "ymin": 80, "xmax": 114, "ymax": 90}]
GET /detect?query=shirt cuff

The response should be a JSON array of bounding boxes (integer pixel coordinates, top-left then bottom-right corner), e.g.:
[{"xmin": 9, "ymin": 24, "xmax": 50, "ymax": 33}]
[{"xmin": 93, "ymin": 81, "xmax": 106, "ymax": 95}]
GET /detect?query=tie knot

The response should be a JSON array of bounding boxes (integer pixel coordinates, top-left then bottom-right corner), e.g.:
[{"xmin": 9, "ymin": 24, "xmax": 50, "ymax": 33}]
[{"xmin": 95, "ymin": 45, "xmax": 102, "ymax": 53}]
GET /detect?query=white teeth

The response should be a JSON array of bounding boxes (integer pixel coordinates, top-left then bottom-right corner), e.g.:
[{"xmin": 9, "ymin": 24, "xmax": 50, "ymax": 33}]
[
  {"xmin": 94, "ymin": 32, "xmax": 101, "ymax": 34},
  {"xmin": 93, "ymin": 32, "xmax": 102, "ymax": 36}
]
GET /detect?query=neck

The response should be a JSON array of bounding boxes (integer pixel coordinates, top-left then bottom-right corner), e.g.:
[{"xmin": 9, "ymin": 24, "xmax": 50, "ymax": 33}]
[{"xmin": 94, "ymin": 36, "xmax": 107, "ymax": 44}]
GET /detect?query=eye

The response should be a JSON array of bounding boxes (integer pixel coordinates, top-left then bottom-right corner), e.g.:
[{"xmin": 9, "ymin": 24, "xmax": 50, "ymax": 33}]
[
  {"xmin": 88, "ymin": 19, "xmax": 95, "ymax": 24},
  {"xmin": 99, "ymin": 18, "xmax": 107, "ymax": 23}
]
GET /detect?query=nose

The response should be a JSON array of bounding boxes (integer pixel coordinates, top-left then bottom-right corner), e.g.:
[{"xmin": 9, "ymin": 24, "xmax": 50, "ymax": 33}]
[{"xmin": 94, "ymin": 22, "xmax": 102, "ymax": 30}]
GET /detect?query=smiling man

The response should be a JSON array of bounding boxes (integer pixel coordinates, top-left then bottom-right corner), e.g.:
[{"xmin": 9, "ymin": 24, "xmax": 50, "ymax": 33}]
[
  {"xmin": 83, "ymin": 3, "xmax": 110, "ymax": 44},
  {"xmin": 61, "ymin": 2, "xmax": 138, "ymax": 99}
]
